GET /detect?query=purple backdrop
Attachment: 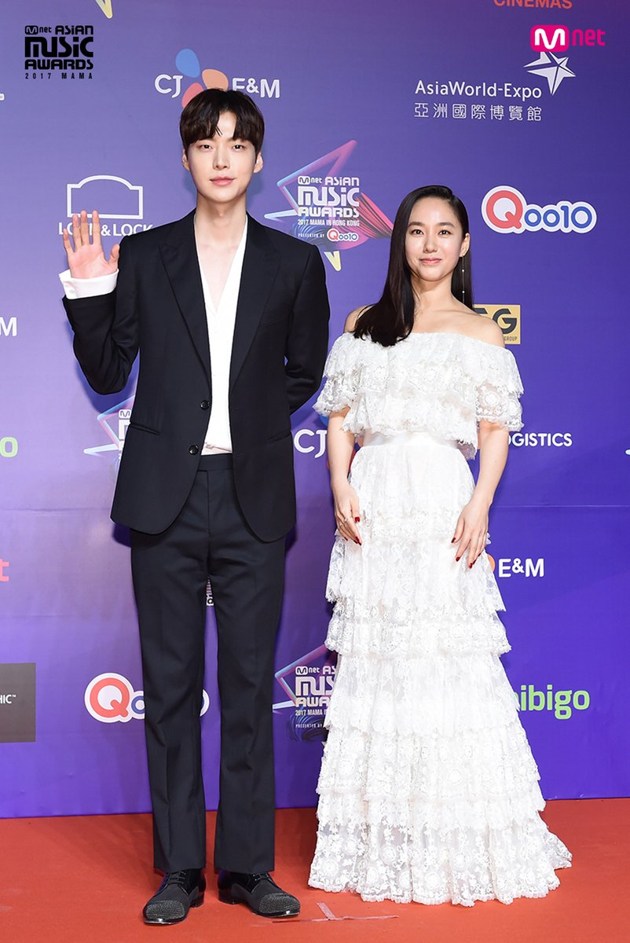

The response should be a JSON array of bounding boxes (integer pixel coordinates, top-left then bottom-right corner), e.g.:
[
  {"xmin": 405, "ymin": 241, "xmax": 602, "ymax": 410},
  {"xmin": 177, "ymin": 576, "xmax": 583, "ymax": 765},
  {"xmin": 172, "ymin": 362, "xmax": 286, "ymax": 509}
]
[{"xmin": 1, "ymin": 0, "xmax": 628, "ymax": 817}]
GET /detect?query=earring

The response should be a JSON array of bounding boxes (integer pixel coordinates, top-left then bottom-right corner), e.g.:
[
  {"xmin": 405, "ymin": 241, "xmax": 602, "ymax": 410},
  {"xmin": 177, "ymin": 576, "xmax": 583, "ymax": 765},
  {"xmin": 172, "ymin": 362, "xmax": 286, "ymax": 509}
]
[{"xmin": 461, "ymin": 257, "xmax": 465, "ymax": 303}]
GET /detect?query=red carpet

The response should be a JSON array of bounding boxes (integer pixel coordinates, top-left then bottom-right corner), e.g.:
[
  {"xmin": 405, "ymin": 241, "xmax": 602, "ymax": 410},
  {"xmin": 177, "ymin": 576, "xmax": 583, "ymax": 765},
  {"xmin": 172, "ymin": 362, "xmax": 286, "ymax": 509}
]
[{"xmin": 0, "ymin": 801, "xmax": 627, "ymax": 942}]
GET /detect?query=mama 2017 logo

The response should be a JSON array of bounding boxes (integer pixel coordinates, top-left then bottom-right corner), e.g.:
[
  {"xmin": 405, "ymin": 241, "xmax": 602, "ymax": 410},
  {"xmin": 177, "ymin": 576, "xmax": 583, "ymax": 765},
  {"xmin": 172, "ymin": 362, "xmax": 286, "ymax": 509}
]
[
  {"xmin": 273, "ymin": 645, "xmax": 336, "ymax": 741},
  {"xmin": 265, "ymin": 140, "xmax": 392, "ymax": 272},
  {"xmin": 25, "ymin": 24, "xmax": 94, "ymax": 80}
]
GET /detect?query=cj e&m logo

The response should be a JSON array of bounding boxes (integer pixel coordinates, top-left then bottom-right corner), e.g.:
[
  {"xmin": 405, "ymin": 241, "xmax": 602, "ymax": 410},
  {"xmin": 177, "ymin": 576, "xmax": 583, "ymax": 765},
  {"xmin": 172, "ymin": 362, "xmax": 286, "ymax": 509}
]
[
  {"xmin": 85, "ymin": 673, "xmax": 210, "ymax": 723},
  {"xmin": 25, "ymin": 24, "xmax": 94, "ymax": 80},
  {"xmin": 294, "ymin": 428, "xmax": 327, "ymax": 459},
  {"xmin": 530, "ymin": 25, "xmax": 606, "ymax": 53},
  {"xmin": 155, "ymin": 48, "xmax": 280, "ymax": 105},
  {"xmin": 488, "ymin": 555, "xmax": 545, "ymax": 578},
  {"xmin": 482, "ymin": 186, "xmax": 596, "ymax": 234}
]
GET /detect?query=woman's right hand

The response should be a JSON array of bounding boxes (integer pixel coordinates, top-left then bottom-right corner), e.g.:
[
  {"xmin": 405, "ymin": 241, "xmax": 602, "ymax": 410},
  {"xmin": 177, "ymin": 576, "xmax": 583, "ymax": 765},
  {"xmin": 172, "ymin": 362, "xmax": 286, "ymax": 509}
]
[
  {"xmin": 332, "ymin": 480, "xmax": 362, "ymax": 544},
  {"xmin": 62, "ymin": 209, "xmax": 120, "ymax": 279}
]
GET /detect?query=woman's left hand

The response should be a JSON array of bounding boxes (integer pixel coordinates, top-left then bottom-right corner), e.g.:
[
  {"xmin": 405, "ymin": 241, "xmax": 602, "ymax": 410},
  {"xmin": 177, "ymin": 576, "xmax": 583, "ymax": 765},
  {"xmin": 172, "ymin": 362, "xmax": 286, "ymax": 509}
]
[{"xmin": 452, "ymin": 497, "xmax": 490, "ymax": 568}]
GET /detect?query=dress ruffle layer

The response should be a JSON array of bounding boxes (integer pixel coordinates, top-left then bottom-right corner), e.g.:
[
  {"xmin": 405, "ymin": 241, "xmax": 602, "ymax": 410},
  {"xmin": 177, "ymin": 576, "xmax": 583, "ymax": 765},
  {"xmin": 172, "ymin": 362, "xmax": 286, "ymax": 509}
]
[
  {"xmin": 309, "ymin": 332, "xmax": 569, "ymax": 905},
  {"xmin": 309, "ymin": 819, "xmax": 571, "ymax": 906},
  {"xmin": 314, "ymin": 331, "xmax": 523, "ymax": 458}
]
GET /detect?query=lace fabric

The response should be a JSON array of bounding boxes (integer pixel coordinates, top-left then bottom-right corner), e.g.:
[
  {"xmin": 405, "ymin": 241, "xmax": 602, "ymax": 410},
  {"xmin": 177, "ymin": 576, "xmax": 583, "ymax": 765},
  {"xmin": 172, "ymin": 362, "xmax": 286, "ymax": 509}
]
[
  {"xmin": 314, "ymin": 332, "xmax": 523, "ymax": 458},
  {"xmin": 309, "ymin": 332, "xmax": 571, "ymax": 905}
]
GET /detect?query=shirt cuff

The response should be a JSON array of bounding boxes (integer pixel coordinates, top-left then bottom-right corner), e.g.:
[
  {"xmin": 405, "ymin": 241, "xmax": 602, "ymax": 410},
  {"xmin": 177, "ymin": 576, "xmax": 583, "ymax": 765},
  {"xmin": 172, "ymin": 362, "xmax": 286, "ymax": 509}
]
[{"xmin": 59, "ymin": 269, "xmax": 118, "ymax": 300}]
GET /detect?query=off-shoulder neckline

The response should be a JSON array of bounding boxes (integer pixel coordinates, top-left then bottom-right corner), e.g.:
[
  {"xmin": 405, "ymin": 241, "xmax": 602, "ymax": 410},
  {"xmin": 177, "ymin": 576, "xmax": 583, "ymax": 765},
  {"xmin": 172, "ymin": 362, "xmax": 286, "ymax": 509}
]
[
  {"xmin": 341, "ymin": 330, "xmax": 512, "ymax": 354},
  {"xmin": 407, "ymin": 331, "xmax": 510, "ymax": 352}
]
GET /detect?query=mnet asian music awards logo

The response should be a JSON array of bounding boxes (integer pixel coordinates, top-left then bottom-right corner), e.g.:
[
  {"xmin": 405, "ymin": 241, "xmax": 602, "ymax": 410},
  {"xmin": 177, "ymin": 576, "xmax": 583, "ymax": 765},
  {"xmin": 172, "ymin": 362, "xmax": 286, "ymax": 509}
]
[
  {"xmin": 83, "ymin": 395, "xmax": 134, "ymax": 471},
  {"xmin": 24, "ymin": 24, "xmax": 94, "ymax": 81},
  {"xmin": 264, "ymin": 140, "xmax": 393, "ymax": 272},
  {"xmin": 155, "ymin": 48, "xmax": 280, "ymax": 106},
  {"xmin": 273, "ymin": 645, "xmax": 336, "ymax": 741},
  {"xmin": 85, "ymin": 673, "xmax": 210, "ymax": 723},
  {"xmin": 525, "ymin": 24, "xmax": 606, "ymax": 95}
]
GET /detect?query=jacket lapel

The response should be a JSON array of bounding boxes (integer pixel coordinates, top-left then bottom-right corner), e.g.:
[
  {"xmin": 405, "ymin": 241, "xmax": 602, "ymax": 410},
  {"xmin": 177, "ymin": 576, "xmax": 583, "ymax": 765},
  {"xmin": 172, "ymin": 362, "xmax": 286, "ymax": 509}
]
[
  {"xmin": 229, "ymin": 215, "xmax": 280, "ymax": 390},
  {"xmin": 158, "ymin": 211, "xmax": 211, "ymax": 379}
]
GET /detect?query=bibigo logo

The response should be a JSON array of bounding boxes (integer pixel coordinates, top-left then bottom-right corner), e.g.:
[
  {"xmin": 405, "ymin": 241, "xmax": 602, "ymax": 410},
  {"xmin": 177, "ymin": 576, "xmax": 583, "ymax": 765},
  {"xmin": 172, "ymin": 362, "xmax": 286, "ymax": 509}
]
[
  {"xmin": 85, "ymin": 673, "xmax": 209, "ymax": 723},
  {"xmin": 482, "ymin": 185, "xmax": 596, "ymax": 234}
]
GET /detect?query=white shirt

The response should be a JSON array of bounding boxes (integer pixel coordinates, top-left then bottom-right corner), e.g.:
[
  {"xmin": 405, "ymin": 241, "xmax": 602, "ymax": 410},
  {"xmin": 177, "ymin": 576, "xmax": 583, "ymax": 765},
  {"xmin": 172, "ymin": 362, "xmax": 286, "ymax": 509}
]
[
  {"xmin": 59, "ymin": 218, "xmax": 248, "ymax": 456},
  {"xmin": 197, "ymin": 217, "xmax": 247, "ymax": 453}
]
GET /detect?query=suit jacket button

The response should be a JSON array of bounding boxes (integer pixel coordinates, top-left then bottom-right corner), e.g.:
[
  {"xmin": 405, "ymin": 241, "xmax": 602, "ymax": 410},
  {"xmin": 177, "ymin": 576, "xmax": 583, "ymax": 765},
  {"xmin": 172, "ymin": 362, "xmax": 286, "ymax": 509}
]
[
  {"xmin": 200, "ymin": 400, "xmax": 210, "ymax": 410},
  {"xmin": 189, "ymin": 445, "xmax": 199, "ymax": 455}
]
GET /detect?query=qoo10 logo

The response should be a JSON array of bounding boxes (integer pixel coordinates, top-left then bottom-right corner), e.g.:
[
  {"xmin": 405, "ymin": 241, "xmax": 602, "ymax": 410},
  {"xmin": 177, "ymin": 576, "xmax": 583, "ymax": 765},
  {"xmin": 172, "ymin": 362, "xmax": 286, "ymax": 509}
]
[
  {"xmin": 482, "ymin": 186, "xmax": 596, "ymax": 234},
  {"xmin": 85, "ymin": 673, "xmax": 209, "ymax": 723}
]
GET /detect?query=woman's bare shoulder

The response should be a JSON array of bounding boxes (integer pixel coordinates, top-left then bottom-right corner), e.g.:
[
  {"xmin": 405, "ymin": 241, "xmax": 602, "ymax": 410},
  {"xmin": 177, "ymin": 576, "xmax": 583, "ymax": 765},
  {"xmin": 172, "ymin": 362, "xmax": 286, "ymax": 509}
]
[
  {"xmin": 459, "ymin": 309, "xmax": 505, "ymax": 347},
  {"xmin": 344, "ymin": 305, "xmax": 371, "ymax": 333}
]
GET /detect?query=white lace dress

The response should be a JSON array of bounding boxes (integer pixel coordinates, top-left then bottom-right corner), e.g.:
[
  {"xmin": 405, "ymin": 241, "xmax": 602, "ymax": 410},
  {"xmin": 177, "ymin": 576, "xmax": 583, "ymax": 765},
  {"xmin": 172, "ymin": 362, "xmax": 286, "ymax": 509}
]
[{"xmin": 308, "ymin": 331, "xmax": 571, "ymax": 906}]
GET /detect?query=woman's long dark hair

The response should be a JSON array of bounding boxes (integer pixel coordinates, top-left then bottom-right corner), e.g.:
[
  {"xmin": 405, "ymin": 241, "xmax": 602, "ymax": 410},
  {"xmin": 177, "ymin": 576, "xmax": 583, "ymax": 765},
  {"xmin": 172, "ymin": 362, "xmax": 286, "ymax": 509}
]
[{"xmin": 355, "ymin": 185, "xmax": 473, "ymax": 347}]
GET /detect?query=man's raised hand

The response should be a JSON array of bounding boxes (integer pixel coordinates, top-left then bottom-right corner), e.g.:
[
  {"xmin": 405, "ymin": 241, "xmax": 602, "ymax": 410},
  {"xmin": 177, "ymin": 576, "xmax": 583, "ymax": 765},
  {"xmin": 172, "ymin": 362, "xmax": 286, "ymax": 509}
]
[{"xmin": 62, "ymin": 209, "xmax": 120, "ymax": 279}]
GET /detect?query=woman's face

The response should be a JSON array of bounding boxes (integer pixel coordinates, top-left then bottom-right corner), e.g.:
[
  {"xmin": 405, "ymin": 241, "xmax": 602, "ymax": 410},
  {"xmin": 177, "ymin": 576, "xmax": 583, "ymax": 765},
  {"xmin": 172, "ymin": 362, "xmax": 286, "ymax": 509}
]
[{"xmin": 404, "ymin": 197, "xmax": 470, "ymax": 287}]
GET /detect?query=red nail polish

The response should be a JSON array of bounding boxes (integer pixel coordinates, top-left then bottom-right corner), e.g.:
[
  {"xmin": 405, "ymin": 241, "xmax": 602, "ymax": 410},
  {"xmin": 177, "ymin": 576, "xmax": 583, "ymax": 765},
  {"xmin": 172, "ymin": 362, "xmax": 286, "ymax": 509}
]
[{"xmin": 354, "ymin": 517, "xmax": 360, "ymax": 523}]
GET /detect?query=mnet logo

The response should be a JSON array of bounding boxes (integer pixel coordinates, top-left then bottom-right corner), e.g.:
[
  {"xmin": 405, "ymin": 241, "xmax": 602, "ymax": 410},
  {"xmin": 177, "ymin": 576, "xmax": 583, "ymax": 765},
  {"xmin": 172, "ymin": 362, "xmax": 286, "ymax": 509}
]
[{"xmin": 530, "ymin": 25, "xmax": 606, "ymax": 52}]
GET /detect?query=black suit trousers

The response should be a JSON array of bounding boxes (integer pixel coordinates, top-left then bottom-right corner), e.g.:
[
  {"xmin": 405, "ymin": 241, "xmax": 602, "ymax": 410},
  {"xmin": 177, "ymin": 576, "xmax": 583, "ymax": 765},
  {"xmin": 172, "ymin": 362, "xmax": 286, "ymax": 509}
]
[{"xmin": 131, "ymin": 454, "xmax": 285, "ymax": 873}]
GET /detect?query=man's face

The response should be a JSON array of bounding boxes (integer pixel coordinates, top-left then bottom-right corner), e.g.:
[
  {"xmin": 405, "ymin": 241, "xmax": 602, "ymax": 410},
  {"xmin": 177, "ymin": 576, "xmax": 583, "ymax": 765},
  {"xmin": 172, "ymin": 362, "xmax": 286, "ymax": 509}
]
[{"xmin": 182, "ymin": 110, "xmax": 263, "ymax": 206}]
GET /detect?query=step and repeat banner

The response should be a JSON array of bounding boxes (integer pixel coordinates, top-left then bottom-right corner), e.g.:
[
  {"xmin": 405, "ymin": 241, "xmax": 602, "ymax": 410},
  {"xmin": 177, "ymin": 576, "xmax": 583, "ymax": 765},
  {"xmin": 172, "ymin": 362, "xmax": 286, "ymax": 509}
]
[{"xmin": 1, "ymin": 0, "xmax": 628, "ymax": 817}]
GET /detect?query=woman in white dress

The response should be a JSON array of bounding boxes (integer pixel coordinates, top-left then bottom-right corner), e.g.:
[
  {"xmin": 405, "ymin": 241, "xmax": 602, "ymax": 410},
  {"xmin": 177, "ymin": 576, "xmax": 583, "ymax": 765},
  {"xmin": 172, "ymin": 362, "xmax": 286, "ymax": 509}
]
[{"xmin": 308, "ymin": 185, "xmax": 571, "ymax": 906}]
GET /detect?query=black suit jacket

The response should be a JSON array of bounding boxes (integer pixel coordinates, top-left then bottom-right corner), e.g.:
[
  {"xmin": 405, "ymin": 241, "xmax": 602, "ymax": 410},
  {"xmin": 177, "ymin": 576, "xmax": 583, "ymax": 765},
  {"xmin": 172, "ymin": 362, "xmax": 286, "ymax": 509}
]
[{"xmin": 64, "ymin": 212, "xmax": 330, "ymax": 540}]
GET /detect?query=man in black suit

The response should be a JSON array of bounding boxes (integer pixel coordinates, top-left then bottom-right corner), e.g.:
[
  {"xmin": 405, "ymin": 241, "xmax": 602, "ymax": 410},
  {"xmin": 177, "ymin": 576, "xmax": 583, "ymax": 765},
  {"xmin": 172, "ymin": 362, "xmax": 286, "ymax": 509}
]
[{"xmin": 61, "ymin": 89, "xmax": 329, "ymax": 925}]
